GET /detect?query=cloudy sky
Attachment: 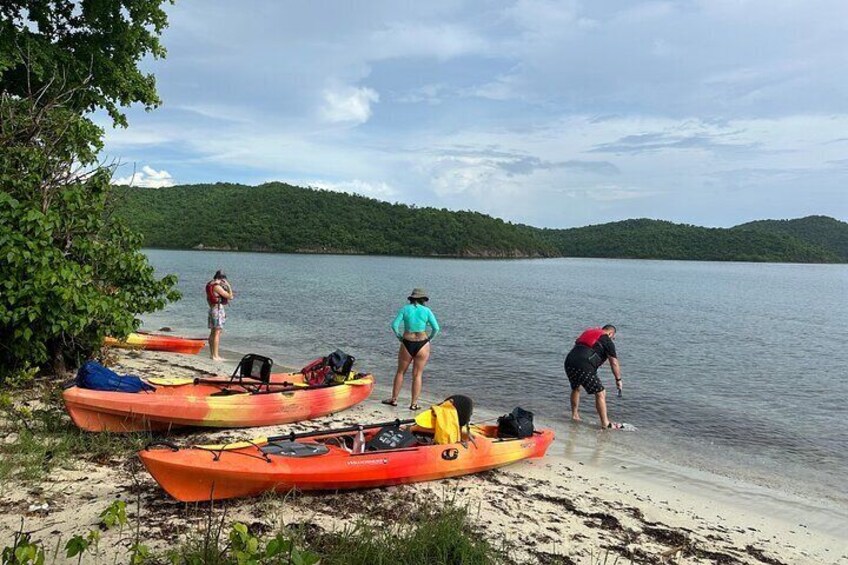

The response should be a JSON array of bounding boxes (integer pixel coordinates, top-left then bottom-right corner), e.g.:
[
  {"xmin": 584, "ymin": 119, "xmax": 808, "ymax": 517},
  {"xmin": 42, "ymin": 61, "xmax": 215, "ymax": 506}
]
[{"xmin": 105, "ymin": 0, "xmax": 848, "ymax": 228}]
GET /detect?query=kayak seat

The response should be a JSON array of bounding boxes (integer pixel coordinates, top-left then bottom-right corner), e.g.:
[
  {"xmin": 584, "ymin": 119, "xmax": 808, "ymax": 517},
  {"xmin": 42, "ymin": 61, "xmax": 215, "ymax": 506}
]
[{"xmin": 261, "ymin": 441, "xmax": 329, "ymax": 457}]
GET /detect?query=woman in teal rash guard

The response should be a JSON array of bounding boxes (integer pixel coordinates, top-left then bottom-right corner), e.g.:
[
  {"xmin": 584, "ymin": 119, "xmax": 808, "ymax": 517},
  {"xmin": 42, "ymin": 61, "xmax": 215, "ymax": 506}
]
[{"xmin": 383, "ymin": 288, "xmax": 440, "ymax": 410}]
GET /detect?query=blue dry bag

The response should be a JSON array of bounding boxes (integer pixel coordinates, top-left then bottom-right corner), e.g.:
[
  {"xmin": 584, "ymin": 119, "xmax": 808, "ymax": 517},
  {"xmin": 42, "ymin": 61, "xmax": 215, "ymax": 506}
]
[{"xmin": 75, "ymin": 361, "xmax": 155, "ymax": 393}]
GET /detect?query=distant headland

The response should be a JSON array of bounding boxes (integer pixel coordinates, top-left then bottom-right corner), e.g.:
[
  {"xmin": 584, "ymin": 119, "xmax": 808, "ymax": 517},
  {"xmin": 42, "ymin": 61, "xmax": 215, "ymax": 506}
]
[{"xmin": 114, "ymin": 183, "xmax": 848, "ymax": 263}]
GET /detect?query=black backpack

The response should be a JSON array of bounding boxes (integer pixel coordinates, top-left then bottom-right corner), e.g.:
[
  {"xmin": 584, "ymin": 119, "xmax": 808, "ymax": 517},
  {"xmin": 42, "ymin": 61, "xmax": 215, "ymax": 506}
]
[
  {"xmin": 300, "ymin": 349, "xmax": 356, "ymax": 386},
  {"xmin": 497, "ymin": 407, "xmax": 535, "ymax": 439},
  {"xmin": 326, "ymin": 350, "xmax": 355, "ymax": 376}
]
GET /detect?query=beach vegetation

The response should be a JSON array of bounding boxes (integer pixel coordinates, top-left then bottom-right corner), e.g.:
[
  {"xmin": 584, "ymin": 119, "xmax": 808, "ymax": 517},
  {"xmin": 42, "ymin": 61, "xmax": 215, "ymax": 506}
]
[
  {"xmin": 2, "ymin": 497, "xmax": 505, "ymax": 565},
  {"xmin": 0, "ymin": 377, "xmax": 151, "ymax": 482},
  {"xmin": 0, "ymin": 0, "xmax": 179, "ymax": 380},
  {"xmin": 114, "ymin": 182, "xmax": 847, "ymax": 263},
  {"xmin": 305, "ymin": 502, "xmax": 509, "ymax": 564}
]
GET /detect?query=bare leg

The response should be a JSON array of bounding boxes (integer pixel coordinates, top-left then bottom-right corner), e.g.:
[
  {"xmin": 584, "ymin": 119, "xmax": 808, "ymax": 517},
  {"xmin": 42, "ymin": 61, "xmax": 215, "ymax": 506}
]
[
  {"xmin": 389, "ymin": 343, "xmax": 414, "ymax": 403},
  {"xmin": 595, "ymin": 390, "xmax": 610, "ymax": 428},
  {"xmin": 570, "ymin": 388, "xmax": 581, "ymax": 421},
  {"xmin": 209, "ymin": 328, "xmax": 222, "ymax": 360},
  {"xmin": 410, "ymin": 342, "xmax": 431, "ymax": 408}
]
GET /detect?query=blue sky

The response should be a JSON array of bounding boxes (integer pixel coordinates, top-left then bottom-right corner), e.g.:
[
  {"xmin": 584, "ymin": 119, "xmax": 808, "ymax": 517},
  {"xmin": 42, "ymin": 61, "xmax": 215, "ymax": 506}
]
[{"xmin": 105, "ymin": 0, "xmax": 848, "ymax": 228}]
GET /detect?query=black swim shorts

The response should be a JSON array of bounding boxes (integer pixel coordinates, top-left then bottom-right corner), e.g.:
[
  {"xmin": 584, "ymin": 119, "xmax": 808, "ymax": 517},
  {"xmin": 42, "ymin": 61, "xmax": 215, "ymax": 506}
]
[{"xmin": 564, "ymin": 350, "xmax": 604, "ymax": 395}]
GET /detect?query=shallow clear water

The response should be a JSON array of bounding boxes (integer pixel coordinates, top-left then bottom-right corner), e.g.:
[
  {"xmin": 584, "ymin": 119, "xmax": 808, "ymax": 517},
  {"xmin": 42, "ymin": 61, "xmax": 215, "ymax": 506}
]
[{"xmin": 141, "ymin": 249, "xmax": 848, "ymax": 507}]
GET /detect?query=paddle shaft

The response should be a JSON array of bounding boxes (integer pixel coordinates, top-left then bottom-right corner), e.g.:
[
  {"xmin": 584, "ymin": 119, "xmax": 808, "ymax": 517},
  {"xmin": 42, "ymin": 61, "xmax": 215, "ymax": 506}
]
[{"xmin": 267, "ymin": 418, "xmax": 416, "ymax": 443}]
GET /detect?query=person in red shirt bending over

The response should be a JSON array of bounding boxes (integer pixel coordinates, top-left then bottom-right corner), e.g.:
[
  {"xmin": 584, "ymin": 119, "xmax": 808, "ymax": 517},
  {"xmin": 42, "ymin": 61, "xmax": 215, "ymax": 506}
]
[{"xmin": 564, "ymin": 324, "xmax": 623, "ymax": 429}]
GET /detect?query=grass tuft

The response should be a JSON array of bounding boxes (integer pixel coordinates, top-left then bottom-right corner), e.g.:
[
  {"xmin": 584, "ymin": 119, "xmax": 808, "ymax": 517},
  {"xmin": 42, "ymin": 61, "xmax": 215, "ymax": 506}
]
[{"xmin": 307, "ymin": 502, "xmax": 510, "ymax": 565}]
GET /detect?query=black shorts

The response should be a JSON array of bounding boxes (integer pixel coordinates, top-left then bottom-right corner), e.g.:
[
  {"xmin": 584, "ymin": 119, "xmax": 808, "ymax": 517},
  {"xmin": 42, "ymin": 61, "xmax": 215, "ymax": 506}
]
[{"xmin": 564, "ymin": 351, "xmax": 604, "ymax": 395}]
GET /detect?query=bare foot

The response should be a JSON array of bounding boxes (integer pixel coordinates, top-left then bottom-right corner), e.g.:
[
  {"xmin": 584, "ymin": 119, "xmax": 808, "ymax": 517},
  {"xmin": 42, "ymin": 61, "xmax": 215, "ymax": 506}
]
[
  {"xmin": 212, "ymin": 356, "xmax": 225, "ymax": 361},
  {"xmin": 571, "ymin": 414, "xmax": 581, "ymax": 422}
]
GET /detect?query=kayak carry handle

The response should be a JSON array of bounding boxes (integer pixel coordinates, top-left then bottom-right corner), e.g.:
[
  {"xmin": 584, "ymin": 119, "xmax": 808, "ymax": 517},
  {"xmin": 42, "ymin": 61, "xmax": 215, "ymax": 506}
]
[{"xmin": 145, "ymin": 441, "xmax": 180, "ymax": 451}]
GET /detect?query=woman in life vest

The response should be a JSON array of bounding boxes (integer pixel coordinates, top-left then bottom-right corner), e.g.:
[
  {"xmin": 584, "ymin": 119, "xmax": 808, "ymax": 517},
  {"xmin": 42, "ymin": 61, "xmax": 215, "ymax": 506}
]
[
  {"xmin": 563, "ymin": 324, "xmax": 623, "ymax": 428},
  {"xmin": 383, "ymin": 288, "xmax": 441, "ymax": 410},
  {"xmin": 206, "ymin": 270, "xmax": 234, "ymax": 361}
]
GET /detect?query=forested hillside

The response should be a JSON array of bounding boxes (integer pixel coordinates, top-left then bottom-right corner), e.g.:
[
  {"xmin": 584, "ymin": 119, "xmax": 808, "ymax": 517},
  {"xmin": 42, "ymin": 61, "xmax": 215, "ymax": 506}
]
[
  {"xmin": 113, "ymin": 183, "xmax": 556, "ymax": 257},
  {"xmin": 113, "ymin": 183, "xmax": 846, "ymax": 263},
  {"xmin": 733, "ymin": 216, "xmax": 848, "ymax": 261},
  {"xmin": 540, "ymin": 219, "xmax": 841, "ymax": 263}
]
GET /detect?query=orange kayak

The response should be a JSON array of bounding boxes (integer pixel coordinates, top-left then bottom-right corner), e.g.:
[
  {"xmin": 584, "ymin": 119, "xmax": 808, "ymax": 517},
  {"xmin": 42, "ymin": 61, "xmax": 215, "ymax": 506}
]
[
  {"xmin": 103, "ymin": 332, "xmax": 207, "ymax": 355},
  {"xmin": 139, "ymin": 423, "xmax": 554, "ymax": 502},
  {"xmin": 63, "ymin": 372, "xmax": 374, "ymax": 432}
]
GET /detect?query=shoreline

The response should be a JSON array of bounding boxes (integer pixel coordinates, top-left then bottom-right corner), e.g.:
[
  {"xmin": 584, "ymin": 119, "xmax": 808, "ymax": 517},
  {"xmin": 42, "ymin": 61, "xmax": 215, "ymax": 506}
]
[
  {"xmin": 141, "ymin": 246, "xmax": 848, "ymax": 266},
  {"xmin": 2, "ymin": 349, "xmax": 843, "ymax": 563}
]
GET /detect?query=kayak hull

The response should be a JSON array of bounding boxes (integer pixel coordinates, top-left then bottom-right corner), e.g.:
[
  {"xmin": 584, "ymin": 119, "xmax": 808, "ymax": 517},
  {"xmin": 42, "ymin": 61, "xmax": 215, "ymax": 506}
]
[
  {"xmin": 139, "ymin": 426, "xmax": 554, "ymax": 502},
  {"xmin": 104, "ymin": 333, "xmax": 207, "ymax": 355},
  {"xmin": 63, "ymin": 373, "xmax": 374, "ymax": 432}
]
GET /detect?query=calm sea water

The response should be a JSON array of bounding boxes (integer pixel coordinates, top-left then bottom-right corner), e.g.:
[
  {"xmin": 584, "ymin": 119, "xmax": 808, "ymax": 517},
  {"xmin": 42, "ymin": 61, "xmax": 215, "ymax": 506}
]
[{"xmin": 141, "ymin": 249, "xmax": 848, "ymax": 507}]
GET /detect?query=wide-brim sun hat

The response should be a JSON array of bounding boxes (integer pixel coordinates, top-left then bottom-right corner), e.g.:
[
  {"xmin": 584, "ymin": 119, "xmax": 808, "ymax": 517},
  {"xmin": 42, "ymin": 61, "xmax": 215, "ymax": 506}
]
[{"xmin": 408, "ymin": 288, "xmax": 429, "ymax": 301}]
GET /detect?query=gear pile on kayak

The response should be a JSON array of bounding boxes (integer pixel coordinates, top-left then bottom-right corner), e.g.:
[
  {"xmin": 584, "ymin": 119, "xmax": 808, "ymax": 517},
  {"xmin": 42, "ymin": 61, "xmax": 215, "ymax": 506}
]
[
  {"xmin": 139, "ymin": 395, "xmax": 554, "ymax": 502},
  {"xmin": 63, "ymin": 353, "xmax": 374, "ymax": 432}
]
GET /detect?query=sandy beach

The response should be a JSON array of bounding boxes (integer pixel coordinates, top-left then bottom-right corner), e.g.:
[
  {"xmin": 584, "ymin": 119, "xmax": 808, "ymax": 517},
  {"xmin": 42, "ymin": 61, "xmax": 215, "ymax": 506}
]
[{"xmin": 1, "ymin": 349, "xmax": 845, "ymax": 564}]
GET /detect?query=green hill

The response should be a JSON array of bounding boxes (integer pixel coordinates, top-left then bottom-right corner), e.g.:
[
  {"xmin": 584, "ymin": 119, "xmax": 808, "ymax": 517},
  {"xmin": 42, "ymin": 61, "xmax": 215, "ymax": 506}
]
[
  {"xmin": 112, "ymin": 182, "xmax": 557, "ymax": 258},
  {"xmin": 733, "ymin": 216, "xmax": 848, "ymax": 261},
  {"xmin": 112, "ymin": 183, "xmax": 846, "ymax": 263},
  {"xmin": 539, "ymin": 219, "xmax": 840, "ymax": 263}
]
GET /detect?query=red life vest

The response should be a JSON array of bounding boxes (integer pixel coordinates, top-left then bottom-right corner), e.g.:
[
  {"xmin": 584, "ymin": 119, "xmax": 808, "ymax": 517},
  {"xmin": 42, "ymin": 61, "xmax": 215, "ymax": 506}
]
[
  {"xmin": 575, "ymin": 327, "xmax": 605, "ymax": 348},
  {"xmin": 205, "ymin": 280, "xmax": 228, "ymax": 306}
]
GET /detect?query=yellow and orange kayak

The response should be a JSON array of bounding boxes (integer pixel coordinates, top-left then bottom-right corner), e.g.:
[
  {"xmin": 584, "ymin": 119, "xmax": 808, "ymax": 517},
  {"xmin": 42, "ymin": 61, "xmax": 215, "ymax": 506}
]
[
  {"xmin": 139, "ymin": 423, "xmax": 554, "ymax": 502},
  {"xmin": 103, "ymin": 332, "xmax": 207, "ymax": 355},
  {"xmin": 63, "ymin": 372, "xmax": 374, "ymax": 432}
]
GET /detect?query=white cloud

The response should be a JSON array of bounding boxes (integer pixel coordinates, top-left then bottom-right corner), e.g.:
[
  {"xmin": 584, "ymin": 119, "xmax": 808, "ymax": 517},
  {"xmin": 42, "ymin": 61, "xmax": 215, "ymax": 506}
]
[
  {"xmin": 370, "ymin": 23, "xmax": 489, "ymax": 60},
  {"xmin": 303, "ymin": 179, "xmax": 397, "ymax": 200},
  {"xmin": 112, "ymin": 165, "xmax": 176, "ymax": 188},
  {"xmin": 320, "ymin": 86, "xmax": 380, "ymax": 124}
]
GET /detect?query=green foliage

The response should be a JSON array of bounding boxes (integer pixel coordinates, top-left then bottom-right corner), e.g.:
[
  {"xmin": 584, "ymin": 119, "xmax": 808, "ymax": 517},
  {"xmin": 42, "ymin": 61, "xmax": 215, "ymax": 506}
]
[
  {"xmin": 227, "ymin": 522, "xmax": 320, "ymax": 565},
  {"xmin": 1, "ymin": 530, "xmax": 45, "ymax": 565},
  {"xmin": 114, "ymin": 183, "xmax": 846, "ymax": 264},
  {"xmin": 168, "ymin": 521, "xmax": 320, "ymax": 565},
  {"xmin": 734, "ymin": 215, "xmax": 848, "ymax": 261},
  {"xmin": 64, "ymin": 530, "xmax": 99, "ymax": 562},
  {"xmin": 0, "ymin": 378, "xmax": 152, "ymax": 482},
  {"xmin": 0, "ymin": 0, "xmax": 178, "ymax": 379},
  {"xmin": 113, "ymin": 182, "xmax": 558, "ymax": 258},
  {"xmin": 310, "ymin": 504, "xmax": 507, "ymax": 565},
  {"xmin": 540, "ymin": 218, "xmax": 842, "ymax": 263},
  {"xmin": 2, "ymin": 501, "xmax": 140, "ymax": 565},
  {"xmin": 0, "ymin": 0, "xmax": 170, "ymax": 126},
  {"xmin": 99, "ymin": 499, "xmax": 128, "ymax": 529}
]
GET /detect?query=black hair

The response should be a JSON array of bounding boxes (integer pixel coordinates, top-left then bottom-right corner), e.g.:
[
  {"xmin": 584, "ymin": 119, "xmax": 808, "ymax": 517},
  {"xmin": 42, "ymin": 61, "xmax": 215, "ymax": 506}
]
[
  {"xmin": 214, "ymin": 270, "xmax": 226, "ymax": 280},
  {"xmin": 408, "ymin": 297, "xmax": 428, "ymax": 305},
  {"xmin": 602, "ymin": 324, "xmax": 616, "ymax": 333}
]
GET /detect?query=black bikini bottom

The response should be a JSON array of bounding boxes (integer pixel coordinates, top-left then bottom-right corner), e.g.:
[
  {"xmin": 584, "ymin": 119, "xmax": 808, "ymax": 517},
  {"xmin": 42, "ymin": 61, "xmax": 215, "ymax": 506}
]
[{"xmin": 402, "ymin": 338, "xmax": 430, "ymax": 357}]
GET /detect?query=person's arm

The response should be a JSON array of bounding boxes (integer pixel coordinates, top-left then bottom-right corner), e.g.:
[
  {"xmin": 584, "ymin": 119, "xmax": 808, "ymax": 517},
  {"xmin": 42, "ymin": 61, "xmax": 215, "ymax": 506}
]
[
  {"xmin": 609, "ymin": 357, "xmax": 622, "ymax": 390},
  {"xmin": 214, "ymin": 283, "xmax": 234, "ymax": 300},
  {"xmin": 427, "ymin": 310, "xmax": 441, "ymax": 340},
  {"xmin": 391, "ymin": 309, "xmax": 404, "ymax": 340}
]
